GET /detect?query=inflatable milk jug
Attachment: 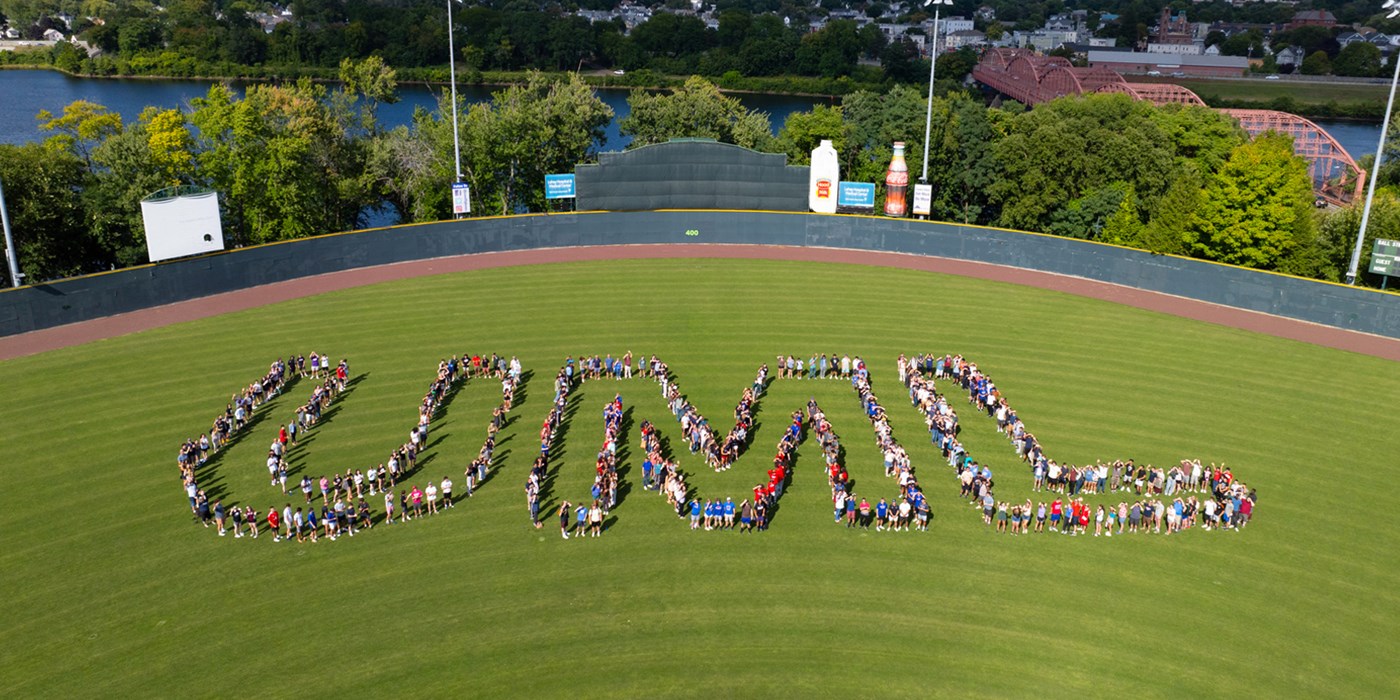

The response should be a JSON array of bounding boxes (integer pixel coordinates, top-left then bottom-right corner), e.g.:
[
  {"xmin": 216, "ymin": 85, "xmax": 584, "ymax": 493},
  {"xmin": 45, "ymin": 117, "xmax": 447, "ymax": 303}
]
[{"xmin": 809, "ymin": 139, "xmax": 840, "ymax": 214}]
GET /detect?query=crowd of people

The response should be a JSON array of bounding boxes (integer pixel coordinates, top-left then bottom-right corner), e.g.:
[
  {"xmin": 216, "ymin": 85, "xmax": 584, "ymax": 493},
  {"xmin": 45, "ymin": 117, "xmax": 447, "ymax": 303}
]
[
  {"xmin": 902, "ymin": 353, "xmax": 1256, "ymax": 536},
  {"xmin": 182, "ymin": 353, "xmax": 518, "ymax": 542},
  {"xmin": 554, "ymin": 395, "xmax": 623, "ymax": 537},
  {"xmin": 774, "ymin": 353, "xmax": 862, "ymax": 380}
]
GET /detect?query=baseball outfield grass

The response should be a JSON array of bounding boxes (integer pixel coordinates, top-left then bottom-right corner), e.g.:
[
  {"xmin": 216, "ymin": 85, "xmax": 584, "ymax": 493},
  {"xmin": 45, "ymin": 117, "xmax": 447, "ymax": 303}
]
[{"xmin": 0, "ymin": 257, "xmax": 1395, "ymax": 697}]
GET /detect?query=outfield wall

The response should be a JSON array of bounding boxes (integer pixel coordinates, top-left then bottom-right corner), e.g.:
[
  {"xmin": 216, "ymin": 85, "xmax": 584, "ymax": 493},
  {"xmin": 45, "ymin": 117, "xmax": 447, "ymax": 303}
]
[{"xmin": 2, "ymin": 210, "xmax": 1398, "ymax": 339}]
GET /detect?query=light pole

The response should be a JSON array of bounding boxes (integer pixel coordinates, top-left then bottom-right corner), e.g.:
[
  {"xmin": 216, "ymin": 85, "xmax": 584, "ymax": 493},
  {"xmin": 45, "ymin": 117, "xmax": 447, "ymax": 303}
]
[
  {"xmin": 0, "ymin": 174, "xmax": 21, "ymax": 287},
  {"xmin": 1347, "ymin": 0, "xmax": 1400, "ymax": 285},
  {"xmin": 920, "ymin": 0, "xmax": 952, "ymax": 185},
  {"xmin": 448, "ymin": 0, "xmax": 465, "ymax": 218}
]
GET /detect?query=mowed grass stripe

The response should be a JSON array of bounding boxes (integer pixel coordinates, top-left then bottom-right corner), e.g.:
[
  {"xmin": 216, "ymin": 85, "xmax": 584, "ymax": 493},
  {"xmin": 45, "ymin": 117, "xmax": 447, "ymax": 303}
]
[{"xmin": 0, "ymin": 258, "xmax": 1396, "ymax": 697}]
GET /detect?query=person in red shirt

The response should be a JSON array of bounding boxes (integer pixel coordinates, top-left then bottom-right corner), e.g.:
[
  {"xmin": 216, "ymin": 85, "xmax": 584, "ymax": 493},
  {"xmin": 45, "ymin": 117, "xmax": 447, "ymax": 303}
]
[{"xmin": 267, "ymin": 507, "xmax": 281, "ymax": 542}]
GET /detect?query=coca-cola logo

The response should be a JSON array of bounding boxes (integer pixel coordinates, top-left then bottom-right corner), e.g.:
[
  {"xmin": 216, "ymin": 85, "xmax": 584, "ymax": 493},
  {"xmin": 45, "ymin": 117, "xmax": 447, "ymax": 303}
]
[{"xmin": 816, "ymin": 179, "xmax": 832, "ymax": 198}]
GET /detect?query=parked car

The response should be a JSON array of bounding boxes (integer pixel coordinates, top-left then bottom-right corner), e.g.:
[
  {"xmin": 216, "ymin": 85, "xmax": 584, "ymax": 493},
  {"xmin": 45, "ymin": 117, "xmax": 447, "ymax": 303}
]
[{"xmin": 1265, "ymin": 74, "xmax": 1281, "ymax": 80}]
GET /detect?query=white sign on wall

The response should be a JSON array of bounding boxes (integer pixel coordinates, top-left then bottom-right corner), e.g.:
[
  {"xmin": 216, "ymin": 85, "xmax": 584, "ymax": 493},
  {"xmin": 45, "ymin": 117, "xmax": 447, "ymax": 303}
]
[{"xmin": 140, "ymin": 189, "xmax": 225, "ymax": 263}]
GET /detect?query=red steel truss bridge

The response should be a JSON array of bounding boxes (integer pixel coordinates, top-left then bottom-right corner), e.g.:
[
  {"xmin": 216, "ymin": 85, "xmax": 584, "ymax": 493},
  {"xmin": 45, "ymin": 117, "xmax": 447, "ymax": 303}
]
[{"xmin": 972, "ymin": 48, "xmax": 1364, "ymax": 206}]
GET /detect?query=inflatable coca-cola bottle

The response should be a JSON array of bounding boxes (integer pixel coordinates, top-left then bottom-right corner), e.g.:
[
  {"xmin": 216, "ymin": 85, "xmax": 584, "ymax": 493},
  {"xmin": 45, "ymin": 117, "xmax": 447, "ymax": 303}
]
[{"xmin": 884, "ymin": 142, "xmax": 909, "ymax": 217}]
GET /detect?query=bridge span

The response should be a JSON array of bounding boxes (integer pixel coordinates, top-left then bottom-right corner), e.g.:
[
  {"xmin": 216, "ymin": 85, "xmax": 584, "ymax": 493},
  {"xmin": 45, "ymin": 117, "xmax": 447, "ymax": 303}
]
[{"xmin": 971, "ymin": 48, "xmax": 1364, "ymax": 206}]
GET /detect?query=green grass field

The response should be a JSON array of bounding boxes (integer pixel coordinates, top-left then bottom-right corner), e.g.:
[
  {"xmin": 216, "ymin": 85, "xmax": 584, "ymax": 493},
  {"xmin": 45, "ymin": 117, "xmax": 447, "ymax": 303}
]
[
  {"xmin": 1173, "ymin": 76, "xmax": 1386, "ymax": 104},
  {"xmin": 1, "ymin": 258, "xmax": 1396, "ymax": 697}
]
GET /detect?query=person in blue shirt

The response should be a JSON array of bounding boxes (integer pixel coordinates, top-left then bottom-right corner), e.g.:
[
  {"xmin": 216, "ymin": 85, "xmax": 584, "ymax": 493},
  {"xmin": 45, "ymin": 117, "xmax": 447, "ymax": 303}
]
[
  {"xmin": 642, "ymin": 458, "xmax": 654, "ymax": 490},
  {"xmin": 575, "ymin": 503, "xmax": 588, "ymax": 536},
  {"xmin": 876, "ymin": 498, "xmax": 889, "ymax": 531},
  {"xmin": 723, "ymin": 498, "xmax": 736, "ymax": 529},
  {"xmin": 689, "ymin": 499, "xmax": 702, "ymax": 530}
]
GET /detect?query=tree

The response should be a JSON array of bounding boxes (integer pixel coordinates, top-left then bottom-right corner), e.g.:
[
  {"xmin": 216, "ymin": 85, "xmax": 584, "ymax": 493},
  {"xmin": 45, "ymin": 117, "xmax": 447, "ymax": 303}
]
[
  {"xmin": 1332, "ymin": 42, "xmax": 1381, "ymax": 78},
  {"xmin": 619, "ymin": 76, "xmax": 772, "ymax": 151},
  {"xmin": 880, "ymin": 39, "xmax": 922, "ymax": 84},
  {"xmin": 1310, "ymin": 190, "xmax": 1400, "ymax": 284},
  {"xmin": 840, "ymin": 85, "xmax": 927, "ymax": 185},
  {"xmin": 989, "ymin": 94, "xmax": 1177, "ymax": 233},
  {"xmin": 83, "ymin": 107, "xmax": 196, "ymax": 268},
  {"xmin": 459, "ymin": 72, "xmax": 613, "ymax": 215},
  {"xmin": 338, "ymin": 56, "xmax": 400, "ymax": 133},
  {"xmin": 0, "ymin": 142, "xmax": 95, "ymax": 280},
  {"xmin": 1044, "ymin": 183, "xmax": 1130, "ymax": 239},
  {"xmin": 1185, "ymin": 133, "xmax": 1316, "ymax": 269},
  {"xmin": 35, "ymin": 99, "xmax": 123, "ymax": 168},
  {"xmin": 1300, "ymin": 50, "xmax": 1331, "ymax": 76},
  {"xmin": 188, "ymin": 80, "xmax": 376, "ymax": 245},
  {"xmin": 1147, "ymin": 104, "xmax": 1246, "ymax": 176},
  {"xmin": 792, "ymin": 19, "xmax": 861, "ymax": 77},
  {"xmin": 1138, "ymin": 167, "xmax": 1202, "ymax": 256},
  {"xmin": 774, "ymin": 104, "xmax": 845, "ymax": 165}
]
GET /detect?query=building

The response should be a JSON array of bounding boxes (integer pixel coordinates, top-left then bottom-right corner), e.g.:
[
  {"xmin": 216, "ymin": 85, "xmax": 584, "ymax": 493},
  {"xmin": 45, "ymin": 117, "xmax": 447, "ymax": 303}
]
[
  {"xmin": 944, "ymin": 30, "xmax": 986, "ymax": 50},
  {"xmin": 1155, "ymin": 8, "xmax": 1195, "ymax": 44},
  {"xmin": 1275, "ymin": 46, "xmax": 1303, "ymax": 67},
  {"xmin": 1088, "ymin": 50, "xmax": 1251, "ymax": 77},
  {"xmin": 1286, "ymin": 10, "xmax": 1336, "ymax": 30},
  {"xmin": 941, "ymin": 16, "xmax": 974, "ymax": 34}
]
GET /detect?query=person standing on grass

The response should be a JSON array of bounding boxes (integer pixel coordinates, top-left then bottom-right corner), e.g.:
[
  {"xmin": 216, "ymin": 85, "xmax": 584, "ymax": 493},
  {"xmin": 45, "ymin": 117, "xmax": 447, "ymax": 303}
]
[
  {"xmin": 589, "ymin": 501, "xmax": 604, "ymax": 537},
  {"xmin": 576, "ymin": 502, "xmax": 588, "ymax": 537},
  {"xmin": 690, "ymin": 498, "xmax": 702, "ymax": 530},
  {"xmin": 213, "ymin": 500, "xmax": 227, "ymax": 536},
  {"xmin": 244, "ymin": 506, "xmax": 259, "ymax": 538},
  {"xmin": 384, "ymin": 491, "xmax": 395, "ymax": 524},
  {"xmin": 267, "ymin": 506, "xmax": 280, "ymax": 542},
  {"xmin": 559, "ymin": 501, "xmax": 573, "ymax": 539},
  {"xmin": 357, "ymin": 500, "xmax": 372, "ymax": 531},
  {"xmin": 195, "ymin": 491, "xmax": 212, "ymax": 528},
  {"xmin": 441, "ymin": 477, "xmax": 453, "ymax": 508},
  {"xmin": 425, "ymin": 481, "xmax": 439, "ymax": 515}
]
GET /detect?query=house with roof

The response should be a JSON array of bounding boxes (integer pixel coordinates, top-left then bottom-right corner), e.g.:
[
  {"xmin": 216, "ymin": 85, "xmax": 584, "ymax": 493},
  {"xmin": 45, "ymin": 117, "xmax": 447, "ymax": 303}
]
[
  {"xmin": 1274, "ymin": 45, "xmax": 1304, "ymax": 67},
  {"xmin": 1286, "ymin": 10, "xmax": 1336, "ymax": 30},
  {"xmin": 945, "ymin": 29, "xmax": 986, "ymax": 50}
]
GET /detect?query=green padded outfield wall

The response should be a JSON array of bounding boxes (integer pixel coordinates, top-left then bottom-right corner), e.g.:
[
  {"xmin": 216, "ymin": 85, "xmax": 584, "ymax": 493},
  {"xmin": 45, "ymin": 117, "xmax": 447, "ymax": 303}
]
[
  {"xmin": 2, "ymin": 211, "xmax": 1399, "ymax": 340},
  {"xmin": 575, "ymin": 140, "xmax": 809, "ymax": 212}
]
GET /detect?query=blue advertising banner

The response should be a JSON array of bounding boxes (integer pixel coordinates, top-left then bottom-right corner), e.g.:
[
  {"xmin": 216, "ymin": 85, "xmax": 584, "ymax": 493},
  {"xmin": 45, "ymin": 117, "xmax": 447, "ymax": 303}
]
[
  {"xmin": 837, "ymin": 181, "xmax": 876, "ymax": 209},
  {"xmin": 545, "ymin": 174, "xmax": 577, "ymax": 200}
]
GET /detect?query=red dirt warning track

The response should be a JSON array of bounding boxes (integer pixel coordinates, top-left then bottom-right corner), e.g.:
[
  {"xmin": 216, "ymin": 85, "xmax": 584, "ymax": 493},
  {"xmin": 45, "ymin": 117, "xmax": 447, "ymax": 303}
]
[{"xmin": 2, "ymin": 244, "xmax": 1399, "ymax": 363}]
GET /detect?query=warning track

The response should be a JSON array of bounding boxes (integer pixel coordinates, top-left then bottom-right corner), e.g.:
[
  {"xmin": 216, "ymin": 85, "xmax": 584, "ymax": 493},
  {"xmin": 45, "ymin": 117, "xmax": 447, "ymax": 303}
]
[{"xmin": 3, "ymin": 244, "xmax": 1398, "ymax": 363}]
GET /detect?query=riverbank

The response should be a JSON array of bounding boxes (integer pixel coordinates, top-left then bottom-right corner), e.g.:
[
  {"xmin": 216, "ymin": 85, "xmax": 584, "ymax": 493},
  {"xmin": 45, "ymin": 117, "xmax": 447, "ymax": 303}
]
[
  {"xmin": 1141, "ymin": 75, "xmax": 1389, "ymax": 120},
  {"xmin": 0, "ymin": 60, "xmax": 873, "ymax": 99}
]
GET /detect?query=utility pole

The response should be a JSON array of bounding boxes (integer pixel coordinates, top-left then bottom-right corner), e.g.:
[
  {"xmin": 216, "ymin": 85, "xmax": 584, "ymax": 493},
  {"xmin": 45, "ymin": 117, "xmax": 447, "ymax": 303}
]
[{"xmin": 0, "ymin": 174, "xmax": 22, "ymax": 287}]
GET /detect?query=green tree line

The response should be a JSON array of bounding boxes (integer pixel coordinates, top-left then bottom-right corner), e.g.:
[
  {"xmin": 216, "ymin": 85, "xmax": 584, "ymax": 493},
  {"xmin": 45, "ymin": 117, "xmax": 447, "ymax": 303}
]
[
  {"xmin": 0, "ymin": 0, "xmax": 980, "ymax": 89},
  {"xmin": 1, "ymin": 68, "xmax": 1393, "ymax": 289}
]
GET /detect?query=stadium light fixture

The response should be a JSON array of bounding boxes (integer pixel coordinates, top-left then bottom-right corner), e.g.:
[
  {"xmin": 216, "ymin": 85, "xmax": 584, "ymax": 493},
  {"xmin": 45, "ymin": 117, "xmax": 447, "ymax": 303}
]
[
  {"xmin": 920, "ymin": 0, "xmax": 954, "ymax": 185},
  {"xmin": 1347, "ymin": 0, "xmax": 1400, "ymax": 284}
]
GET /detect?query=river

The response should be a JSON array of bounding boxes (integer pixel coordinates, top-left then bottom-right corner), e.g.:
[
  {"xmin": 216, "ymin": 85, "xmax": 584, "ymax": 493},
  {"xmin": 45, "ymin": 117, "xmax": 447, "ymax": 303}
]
[
  {"xmin": 2, "ymin": 69, "xmax": 1378, "ymax": 156},
  {"xmin": 0, "ymin": 69, "xmax": 833, "ymax": 150}
]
